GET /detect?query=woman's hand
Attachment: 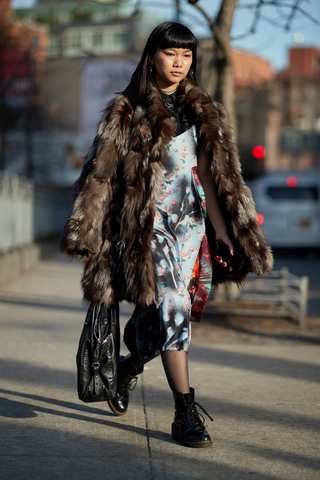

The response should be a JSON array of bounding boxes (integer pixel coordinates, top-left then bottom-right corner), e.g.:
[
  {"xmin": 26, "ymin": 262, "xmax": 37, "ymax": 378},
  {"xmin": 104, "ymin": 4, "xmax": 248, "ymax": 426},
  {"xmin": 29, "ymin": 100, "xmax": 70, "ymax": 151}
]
[
  {"xmin": 215, "ymin": 232, "xmax": 235, "ymax": 272},
  {"xmin": 197, "ymin": 139, "xmax": 235, "ymax": 272}
]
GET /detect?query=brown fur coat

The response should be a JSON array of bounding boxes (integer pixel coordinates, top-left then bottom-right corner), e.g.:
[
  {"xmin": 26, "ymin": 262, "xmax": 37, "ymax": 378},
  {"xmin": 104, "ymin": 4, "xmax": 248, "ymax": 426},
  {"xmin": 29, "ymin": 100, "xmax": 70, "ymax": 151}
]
[{"xmin": 60, "ymin": 78, "xmax": 273, "ymax": 308}]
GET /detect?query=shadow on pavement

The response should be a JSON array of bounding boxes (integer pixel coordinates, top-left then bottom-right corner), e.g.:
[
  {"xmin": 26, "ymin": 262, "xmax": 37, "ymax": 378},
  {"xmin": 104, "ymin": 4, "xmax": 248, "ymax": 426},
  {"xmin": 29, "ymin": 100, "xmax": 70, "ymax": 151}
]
[
  {"xmin": 190, "ymin": 344, "xmax": 320, "ymax": 382},
  {"xmin": 0, "ymin": 360, "xmax": 77, "ymax": 391},
  {"xmin": 0, "ymin": 422, "xmax": 285, "ymax": 480},
  {"xmin": 1, "ymin": 388, "xmax": 318, "ymax": 478},
  {"xmin": 0, "ymin": 293, "xmax": 86, "ymax": 312},
  {"xmin": 200, "ymin": 314, "xmax": 320, "ymax": 345},
  {"xmin": 0, "ymin": 388, "xmax": 173, "ymax": 444},
  {"xmin": 0, "ymin": 294, "xmax": 133, "ymax": 319}
]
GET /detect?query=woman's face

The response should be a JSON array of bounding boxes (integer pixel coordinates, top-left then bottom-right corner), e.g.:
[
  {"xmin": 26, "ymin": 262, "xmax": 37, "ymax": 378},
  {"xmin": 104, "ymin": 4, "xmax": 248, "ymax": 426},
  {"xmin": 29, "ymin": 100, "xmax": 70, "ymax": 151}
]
[{"xmin": 150, "ymin": 47, "xmax": 193, "ymax": 92}]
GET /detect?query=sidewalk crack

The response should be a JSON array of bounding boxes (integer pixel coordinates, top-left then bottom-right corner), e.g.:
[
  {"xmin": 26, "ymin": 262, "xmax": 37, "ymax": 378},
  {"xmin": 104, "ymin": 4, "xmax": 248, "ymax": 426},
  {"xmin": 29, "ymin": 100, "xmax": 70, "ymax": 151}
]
[{"xmin": 141, "ymin": 375, "xmax": 154, "ymax": 480}]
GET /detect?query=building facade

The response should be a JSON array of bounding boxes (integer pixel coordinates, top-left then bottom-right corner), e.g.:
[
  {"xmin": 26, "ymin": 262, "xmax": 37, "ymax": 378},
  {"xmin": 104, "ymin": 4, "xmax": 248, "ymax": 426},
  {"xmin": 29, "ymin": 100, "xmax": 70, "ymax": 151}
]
[
  {"xmin": 236, "ymin": 47, "xmax": 320, "ymax": 176},
  {"xmin": 0, "ymin": 0, "xmax": 48, "ymax": 176},
  {"xmin": 0, "ymin": 0, "xmax": 48, "ymax": 110},
  {"xmin": 13, "ymin": 1, "xmax": 143, "ymax": 59},
  {"xmin": 273, "ymin": 47, "xmax": 320, "ymax": 171},
  {"xmin": 12, "ymin": 1, "xmax": 158, "ymax": 135},
  {"xmin": 6, "ymin": 1, "xmax": 162, "ymax": 186}
]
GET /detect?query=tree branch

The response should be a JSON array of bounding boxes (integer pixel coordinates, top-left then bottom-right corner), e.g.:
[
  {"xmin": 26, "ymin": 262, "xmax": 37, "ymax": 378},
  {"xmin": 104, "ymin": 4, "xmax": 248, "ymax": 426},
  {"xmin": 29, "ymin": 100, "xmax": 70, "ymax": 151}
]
[
  {"xmin": 231, "ymin": 0, "xmax": 320, "ymax": 41},
  {"xmin": 186, "ymin": 1, "xmax": 215, "ymax": 30},
  {"xmin": 236, "ymin": 0, "xmax": 320, "ymax": 25},
  {"xmin": 186, "ymin": 1, "xmax": 229, "ymax": 57},
  {"xmin": 285, "ymin": 0, "xmax": 302, "ymax": 29},
  {"xmin": 231, "ymin": 0, "xmax": 263, "ymax": 40}
]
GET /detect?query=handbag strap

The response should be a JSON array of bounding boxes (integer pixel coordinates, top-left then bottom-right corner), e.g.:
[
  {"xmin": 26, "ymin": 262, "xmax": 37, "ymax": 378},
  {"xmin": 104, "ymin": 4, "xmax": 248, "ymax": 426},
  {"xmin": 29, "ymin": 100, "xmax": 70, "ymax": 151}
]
[
  {"xmin": 92, "ymin": 305, "xmax": 102, "ymax": 395},
  {"xmin": 92, "ymin": 304, "xmax": 114, "ymax": 395}
]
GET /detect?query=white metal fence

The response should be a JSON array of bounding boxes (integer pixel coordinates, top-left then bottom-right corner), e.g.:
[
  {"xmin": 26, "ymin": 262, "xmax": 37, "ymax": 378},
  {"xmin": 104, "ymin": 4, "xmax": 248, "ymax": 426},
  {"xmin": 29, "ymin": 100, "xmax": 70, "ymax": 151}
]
[
  {"xmin": 208, "ymin": 268, "xmax": 309, "ymax": 328},
  {"xmin": 0, "ymin": 171, "xmax": 72, "ymax": 253}
]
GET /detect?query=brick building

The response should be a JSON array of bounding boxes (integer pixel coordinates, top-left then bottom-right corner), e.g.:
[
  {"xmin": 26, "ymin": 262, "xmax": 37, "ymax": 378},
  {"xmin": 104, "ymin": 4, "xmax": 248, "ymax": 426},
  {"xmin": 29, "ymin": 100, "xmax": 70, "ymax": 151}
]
[
  {"xmin": 231, "ymin": 49, "xmax": 275, "ymax": 177},
  {"xmin": 199, "ymin": 40, "xmax": 320, "ymax": 177},
  {"xmin": 267, "ymin": 47, "xmax": 320, "ymax": 172},
  {"xmin": 279, "ymin": 47, "xmax": 320, "ymax": 79},
  {"xmin": 12, "ymin": 1, "xmax": 158, "ymax": 135},
  {"xmin": 198, "ymin": 39, "xmax": 275, "ymax": 177},
  {"xmin": 0, "ymin": 0, "xmax": 48, "ymax": 110},
  {"xmin": 0, "ymin": 0, "xmax": 48, "ymax": 175}
]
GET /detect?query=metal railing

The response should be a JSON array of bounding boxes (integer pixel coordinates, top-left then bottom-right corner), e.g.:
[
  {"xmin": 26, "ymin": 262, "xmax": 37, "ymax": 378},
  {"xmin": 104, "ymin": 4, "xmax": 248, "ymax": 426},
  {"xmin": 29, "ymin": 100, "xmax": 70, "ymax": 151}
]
[
  {"xmin": 0, "ymin": 171, "xmax": 72, "ymax": 253},
  {"xmin": 207, "ymin": 268, "xmax": 309, "ymax": 328}
]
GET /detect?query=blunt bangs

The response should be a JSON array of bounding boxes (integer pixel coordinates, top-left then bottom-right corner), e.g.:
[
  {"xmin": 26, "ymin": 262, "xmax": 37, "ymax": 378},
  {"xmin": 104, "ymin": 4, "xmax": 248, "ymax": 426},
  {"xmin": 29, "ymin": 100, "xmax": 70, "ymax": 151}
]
[{"xmin": 157, "ymin": 23, "xmax": 198, "ymax": 54}]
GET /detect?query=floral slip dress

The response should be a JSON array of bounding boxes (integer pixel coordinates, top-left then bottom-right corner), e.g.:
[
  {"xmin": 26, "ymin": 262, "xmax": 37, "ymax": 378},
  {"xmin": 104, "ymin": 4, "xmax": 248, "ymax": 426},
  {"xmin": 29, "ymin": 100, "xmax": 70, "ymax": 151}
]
[{"xmin": 124, "ymin": 125, "xmax": 213, "ymax": 359}]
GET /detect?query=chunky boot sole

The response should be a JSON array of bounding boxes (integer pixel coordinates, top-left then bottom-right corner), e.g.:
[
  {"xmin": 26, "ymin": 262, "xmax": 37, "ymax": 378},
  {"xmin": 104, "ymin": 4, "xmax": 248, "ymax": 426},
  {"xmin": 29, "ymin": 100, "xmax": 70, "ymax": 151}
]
[
  {"xmin": 172, "ymin": 423, "xmax": 212, "ymax": 448},
  {"xmin": 107, "ymin": 399, "xmax": 128, "ymax": 416}
]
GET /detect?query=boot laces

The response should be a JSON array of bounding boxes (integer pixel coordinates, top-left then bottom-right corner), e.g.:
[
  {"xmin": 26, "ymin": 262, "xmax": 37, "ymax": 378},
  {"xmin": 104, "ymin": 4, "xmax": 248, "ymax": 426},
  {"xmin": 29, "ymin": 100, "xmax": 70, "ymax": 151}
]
[
  {"xmin": 129, "ymin": 377, "xmax": 138, "ymax": 391},
  {"xmin": 118, "ymin": 373, "xmax": 138, "ymax": 396},
  {"xmin": 186, "ymin": 401, "xmax": 213, "ymax": 431}
]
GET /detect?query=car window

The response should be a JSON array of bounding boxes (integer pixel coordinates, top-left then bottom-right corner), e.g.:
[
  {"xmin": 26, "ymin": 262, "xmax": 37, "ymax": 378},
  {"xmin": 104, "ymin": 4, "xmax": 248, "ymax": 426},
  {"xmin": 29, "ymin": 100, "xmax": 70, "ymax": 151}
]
[{"xmin": 266, "ymin": 186, "xmax": 319, "ymax": 201}]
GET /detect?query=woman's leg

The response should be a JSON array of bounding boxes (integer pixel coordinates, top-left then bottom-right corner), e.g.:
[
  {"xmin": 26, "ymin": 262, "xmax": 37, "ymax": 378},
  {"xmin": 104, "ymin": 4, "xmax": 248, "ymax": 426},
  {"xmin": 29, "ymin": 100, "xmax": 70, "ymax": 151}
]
[
  {"xmin": 131, "ymin": 355, "xmax": 153, "ymax": 370},
  {"xmin": 162, "ymin": 349, "xmax": 212, "ymax": 448},
  {"xmin": 161, "ymin": 350, "xmax": 190, "ymax": 394},
  {"xmin": 133, "ymin": 350, "xmax": 190, "ymax": 394}
]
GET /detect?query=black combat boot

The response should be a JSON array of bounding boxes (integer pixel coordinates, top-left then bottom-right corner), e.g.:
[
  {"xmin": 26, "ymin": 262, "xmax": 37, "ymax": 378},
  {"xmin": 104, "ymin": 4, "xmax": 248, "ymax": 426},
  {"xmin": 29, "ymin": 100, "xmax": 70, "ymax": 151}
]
[
  {"xmin": 107, "ymin": 355, "xmax": 143, "ymax": 416},
  {"xmin": 172, "ymin": 388, "xmax": 213, "ymax": 448}
]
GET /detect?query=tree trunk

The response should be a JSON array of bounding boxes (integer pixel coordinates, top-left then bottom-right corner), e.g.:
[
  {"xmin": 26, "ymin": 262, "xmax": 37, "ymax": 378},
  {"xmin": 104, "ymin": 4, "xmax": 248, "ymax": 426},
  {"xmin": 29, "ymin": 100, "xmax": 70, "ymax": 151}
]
[
  {"xmin": 213, "ymin": 0, "xmax": 237, "ymax": 137},
  {"xmin": 214, "ymin": 46, "xmax": 235, "ymax": 135},
  {"xmin": 190, "ymin": 0, "xmax": 237, "ymax": 136}
]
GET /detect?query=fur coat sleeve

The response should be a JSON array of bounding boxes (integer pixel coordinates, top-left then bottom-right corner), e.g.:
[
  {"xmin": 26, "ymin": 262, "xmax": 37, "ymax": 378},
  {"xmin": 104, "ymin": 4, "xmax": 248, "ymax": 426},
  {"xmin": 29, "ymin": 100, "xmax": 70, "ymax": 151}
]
[
  {"xmin": 60, "ymin": 79, "xmax": 273, "ymax": 308},
  {"xmin": 60, "ymin": 95, "xmax": 142, "ymax": 307},
  {"xmin": 194, "ymin": 93, "xmax": 273, "ymax": 285},
  {"xmin": 60, "ymin": 96, "xmax": 131, "ymax": 259}
]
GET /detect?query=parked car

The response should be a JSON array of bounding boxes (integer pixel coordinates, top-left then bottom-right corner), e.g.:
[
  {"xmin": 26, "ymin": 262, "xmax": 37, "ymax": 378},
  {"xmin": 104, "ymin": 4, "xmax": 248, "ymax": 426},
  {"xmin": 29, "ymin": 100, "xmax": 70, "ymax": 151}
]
[{"xmin": 250, "ymin": 171, "xmax": 320, "ymax": 248}]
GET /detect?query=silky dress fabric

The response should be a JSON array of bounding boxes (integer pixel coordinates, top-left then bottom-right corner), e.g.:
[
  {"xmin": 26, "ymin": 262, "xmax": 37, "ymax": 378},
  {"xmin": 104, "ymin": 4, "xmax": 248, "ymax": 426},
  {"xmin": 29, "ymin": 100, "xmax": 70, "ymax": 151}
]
[{"xmin": 124, "ymin": 124, "xmax": 212, "ymax": 359}]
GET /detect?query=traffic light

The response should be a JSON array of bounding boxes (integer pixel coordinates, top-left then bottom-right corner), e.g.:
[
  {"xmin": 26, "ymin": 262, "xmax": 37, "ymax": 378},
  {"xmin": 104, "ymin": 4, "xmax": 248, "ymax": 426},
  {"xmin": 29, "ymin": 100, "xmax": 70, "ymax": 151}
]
[{"xmin": 252, "ymin": 145, "xmax": 266, "ymax": 159}]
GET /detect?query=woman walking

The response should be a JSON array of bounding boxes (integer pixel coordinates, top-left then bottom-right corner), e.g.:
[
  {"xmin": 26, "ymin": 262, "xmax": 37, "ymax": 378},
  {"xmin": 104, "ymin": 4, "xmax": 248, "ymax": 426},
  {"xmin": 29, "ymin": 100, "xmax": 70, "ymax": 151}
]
[{"xmin": 61, "ymin": 22, "xmax": 273, "ymax": 448}]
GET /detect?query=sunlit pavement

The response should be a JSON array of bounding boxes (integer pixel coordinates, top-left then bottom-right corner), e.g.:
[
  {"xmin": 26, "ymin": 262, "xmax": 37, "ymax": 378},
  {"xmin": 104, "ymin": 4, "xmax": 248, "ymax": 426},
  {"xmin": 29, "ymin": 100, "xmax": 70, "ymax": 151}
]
[{"xmin": 0, "ymin": 252, "xmax": 319, "ymax": 480}]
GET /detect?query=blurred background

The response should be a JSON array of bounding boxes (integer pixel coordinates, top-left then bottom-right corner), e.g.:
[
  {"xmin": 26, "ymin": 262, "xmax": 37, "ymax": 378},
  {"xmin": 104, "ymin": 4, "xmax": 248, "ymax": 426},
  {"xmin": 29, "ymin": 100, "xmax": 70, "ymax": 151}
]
[
  {"xmin": 2, "ymin": 0, "xmax": 320, "ymax": 184},
  {"xmin": 1, "ymin": 0, "xmax": 320, "ymax": 317}
]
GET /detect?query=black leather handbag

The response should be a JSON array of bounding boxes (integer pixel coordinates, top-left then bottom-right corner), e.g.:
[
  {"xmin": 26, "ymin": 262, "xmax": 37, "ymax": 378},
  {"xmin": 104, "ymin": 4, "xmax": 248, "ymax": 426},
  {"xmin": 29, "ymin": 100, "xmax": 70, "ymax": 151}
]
[{"xmin": 76, "ymin": 303, "xmax": 120, "ymax": 403}]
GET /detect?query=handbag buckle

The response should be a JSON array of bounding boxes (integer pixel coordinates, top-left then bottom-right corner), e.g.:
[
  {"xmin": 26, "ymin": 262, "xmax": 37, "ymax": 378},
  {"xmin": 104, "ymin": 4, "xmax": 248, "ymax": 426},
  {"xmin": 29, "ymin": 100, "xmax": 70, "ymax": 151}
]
[{"xmin": 92, "ymin": 362, "xmax": 100, "ymax": 370}]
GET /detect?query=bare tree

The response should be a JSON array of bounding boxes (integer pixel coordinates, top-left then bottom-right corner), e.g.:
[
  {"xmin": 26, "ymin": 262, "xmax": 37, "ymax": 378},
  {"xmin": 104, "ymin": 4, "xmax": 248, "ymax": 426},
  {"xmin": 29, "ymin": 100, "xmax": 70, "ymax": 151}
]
[{"xmin": 186, "ymin": 0, "xmax": 320, "ymax": 137}]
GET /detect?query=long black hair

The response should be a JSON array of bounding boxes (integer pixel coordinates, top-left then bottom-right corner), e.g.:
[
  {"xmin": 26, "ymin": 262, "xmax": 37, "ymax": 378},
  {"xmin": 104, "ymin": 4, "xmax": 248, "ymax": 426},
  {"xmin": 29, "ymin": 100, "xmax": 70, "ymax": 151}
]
[{"xmin": 122, "ymin": 22, "xmax": 198, "ymax": 102}]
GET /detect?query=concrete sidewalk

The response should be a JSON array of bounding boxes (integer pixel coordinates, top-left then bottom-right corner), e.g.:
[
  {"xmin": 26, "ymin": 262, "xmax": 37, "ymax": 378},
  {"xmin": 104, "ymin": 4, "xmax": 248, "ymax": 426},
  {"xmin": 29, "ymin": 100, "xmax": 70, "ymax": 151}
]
[{"xmin": 0, "ymin": 253, "xmax": 319, "ymax": 480}]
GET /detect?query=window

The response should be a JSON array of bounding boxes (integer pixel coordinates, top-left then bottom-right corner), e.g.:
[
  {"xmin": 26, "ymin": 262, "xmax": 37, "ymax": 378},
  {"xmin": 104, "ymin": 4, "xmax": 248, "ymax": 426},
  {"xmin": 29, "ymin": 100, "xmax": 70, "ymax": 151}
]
[
  {"xmin": 63, "ymin": 29, "xmax": 85, "ymax": 56},
  {"xmin": 49, "ymin": 34, "xmax": 61, "ymax": 57},
  {"xmin": 92, "ymin": 33, "xmax": 103, "ymax": 52},
  {"xmin": 267, "ymin": 186, "xmax": 319, "ymax": 201},
  {"xmin": 68, "ymin": 33, "xmax": 81, "ymax": 48},
  {"xmin": 114, "ymin": 32, "xmax": 126, "ymax": 48},
  {"xmin": 62, "ymin": 26, "xmax": 129, "ymax": 57},
  {"xmin": 32, "ymin": 36, "xmax": 39, "ymax": 48}
]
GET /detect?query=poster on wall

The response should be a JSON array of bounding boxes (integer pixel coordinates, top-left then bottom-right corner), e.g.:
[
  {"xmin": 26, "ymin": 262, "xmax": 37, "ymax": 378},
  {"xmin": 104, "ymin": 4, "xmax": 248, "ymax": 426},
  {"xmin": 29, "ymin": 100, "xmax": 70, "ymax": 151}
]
[{"xmin": 81, "ymin": 58, "xmax": 136, "ymax": 142}]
